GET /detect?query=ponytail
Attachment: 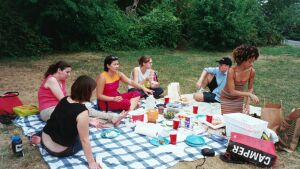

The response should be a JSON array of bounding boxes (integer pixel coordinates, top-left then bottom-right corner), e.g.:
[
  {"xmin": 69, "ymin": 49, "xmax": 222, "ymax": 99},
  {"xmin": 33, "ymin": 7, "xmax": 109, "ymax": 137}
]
[{"xmin": 44, "ymin": 61, "xmax": 71, "ymax": 78}]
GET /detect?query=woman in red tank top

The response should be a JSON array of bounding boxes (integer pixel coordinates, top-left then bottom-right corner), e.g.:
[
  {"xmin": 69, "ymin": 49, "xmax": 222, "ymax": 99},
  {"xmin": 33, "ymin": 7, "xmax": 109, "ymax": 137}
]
[
  {"xmin": 221, "ymin": 45, "xmax": 260, "ymax": 114},
  {"xmin": 96, "ymin": 55, "xmax": 153, "ymax": 113}
]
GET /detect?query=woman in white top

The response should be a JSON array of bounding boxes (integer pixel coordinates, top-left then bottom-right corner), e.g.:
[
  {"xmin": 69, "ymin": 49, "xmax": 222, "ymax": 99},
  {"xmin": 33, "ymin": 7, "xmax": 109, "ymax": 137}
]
[{"xmin": 128, "ymin": 55, "xmax": 163, "ymax": 99}]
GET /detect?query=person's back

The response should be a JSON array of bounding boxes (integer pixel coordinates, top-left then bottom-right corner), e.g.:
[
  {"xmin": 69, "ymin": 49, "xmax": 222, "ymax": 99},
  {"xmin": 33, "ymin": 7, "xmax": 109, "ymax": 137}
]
[{"xmin": 43, "ymin": 97, "xmax": 86, "ymax": 147}]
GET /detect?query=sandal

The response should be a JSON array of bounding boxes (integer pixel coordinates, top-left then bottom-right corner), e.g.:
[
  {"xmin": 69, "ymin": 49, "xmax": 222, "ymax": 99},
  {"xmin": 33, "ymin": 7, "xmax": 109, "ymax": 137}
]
[{"xmin": 219, "ymin": 152, "xmax": 247, "ymax": 164}]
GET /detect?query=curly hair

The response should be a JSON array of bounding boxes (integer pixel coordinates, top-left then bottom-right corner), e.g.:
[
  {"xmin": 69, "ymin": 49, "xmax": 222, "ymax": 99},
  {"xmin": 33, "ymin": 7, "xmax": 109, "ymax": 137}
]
[{"xmin": 232, "ymin": 45, "xmax": 259, "ymax": 65}]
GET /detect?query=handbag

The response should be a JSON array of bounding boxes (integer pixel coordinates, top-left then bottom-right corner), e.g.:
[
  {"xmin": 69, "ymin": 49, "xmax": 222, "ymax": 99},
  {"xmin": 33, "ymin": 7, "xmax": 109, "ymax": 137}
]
[
  {"xmin": 260, "ymin": 101, "xmax": 283, "ymax": 131},
  {"xmin": 276, "ymin": 108, "xmax": 300, "ymax": 152},
  {"xmin": 0, "ymin": 92, "xmax": 23, "ymax": 115},
  {"xmin": 226, "ymin": 132, "xmax": 277, "ymax": 168}
]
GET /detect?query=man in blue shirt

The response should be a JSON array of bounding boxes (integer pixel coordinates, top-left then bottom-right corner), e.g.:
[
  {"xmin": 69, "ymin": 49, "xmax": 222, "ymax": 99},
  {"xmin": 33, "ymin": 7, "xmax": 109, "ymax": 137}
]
[{"xmin": 193, "ymin": 57, "xmax": 232, "ymax": 103}]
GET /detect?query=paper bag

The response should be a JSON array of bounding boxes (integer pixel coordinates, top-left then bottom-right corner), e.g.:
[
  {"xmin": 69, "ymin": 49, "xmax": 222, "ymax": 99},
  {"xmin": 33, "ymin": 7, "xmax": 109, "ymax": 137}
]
[
  {"xmin": 261, "ymin": 102, "xmax": 283, "ymax": 131},
  {"xmin": 227, "ymin": 132, "xmax": 277, "ymax": 168},
  {"xmin": 276, "ymin": 108, "xmax": 300, "ymax": 152},
  {"xmin": 167, "ymin": 82, "xmax": 180, "ymax": 101}
]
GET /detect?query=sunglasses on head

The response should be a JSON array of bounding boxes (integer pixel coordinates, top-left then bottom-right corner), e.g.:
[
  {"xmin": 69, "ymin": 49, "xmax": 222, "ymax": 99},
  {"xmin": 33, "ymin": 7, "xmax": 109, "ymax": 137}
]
[{"xmin": 110, "ymin": 56, "xmax": 118, "ymax": 60}]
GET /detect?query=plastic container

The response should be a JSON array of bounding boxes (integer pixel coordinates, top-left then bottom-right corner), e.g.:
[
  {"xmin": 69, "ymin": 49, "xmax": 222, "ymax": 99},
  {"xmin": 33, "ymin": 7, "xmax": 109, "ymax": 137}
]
[
  {"xmin": 11, "ymin": 135, "xmax": 24, "ymax": 157},
  {"xmin": 132, "ymin": 114, "xmax": 144, "ymax": 122},
  {"xmin": 223, "ymin": 113, "xmax": 268, "ymax": 139},
  {"xmin": 147, "ymin": 109, "xmax": 158, "ymax": 123},
  {"xmin": 13, "ymin": 105, "xmax": 39, "ymax": 116}
]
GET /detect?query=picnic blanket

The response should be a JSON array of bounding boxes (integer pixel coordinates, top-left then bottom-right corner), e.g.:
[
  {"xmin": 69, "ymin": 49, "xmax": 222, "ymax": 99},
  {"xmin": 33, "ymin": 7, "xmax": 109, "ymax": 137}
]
[
  {"xmin": 15, "ymin": 115, "xmax": 227, "ymax": 169},
  {"xmin": 14, "ymin": 94, "xmax": 261, "ymax": 169}
]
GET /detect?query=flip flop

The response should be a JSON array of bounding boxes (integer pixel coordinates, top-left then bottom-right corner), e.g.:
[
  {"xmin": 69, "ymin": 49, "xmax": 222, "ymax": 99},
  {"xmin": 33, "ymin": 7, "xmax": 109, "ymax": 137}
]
[{"xmin": 219, "ymin": 152, "xmax": 247, "ymax": 164}]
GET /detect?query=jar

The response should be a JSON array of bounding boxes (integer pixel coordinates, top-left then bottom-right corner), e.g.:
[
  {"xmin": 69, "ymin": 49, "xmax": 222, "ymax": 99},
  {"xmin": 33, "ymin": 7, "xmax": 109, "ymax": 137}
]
[
  {"xmin": 11, "ymin": 135, "xmax": 24, "ymax": 157},
  {"xmin": 147, "ymin": 109, "xmax": 158, "ymax": 123}
]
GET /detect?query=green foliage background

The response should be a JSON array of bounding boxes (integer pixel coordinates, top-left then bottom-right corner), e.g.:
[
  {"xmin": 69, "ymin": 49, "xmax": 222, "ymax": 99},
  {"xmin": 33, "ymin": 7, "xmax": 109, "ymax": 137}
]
[{"xmin": 0, "ymin": 0, "xmax": 299, "ymax": 58}]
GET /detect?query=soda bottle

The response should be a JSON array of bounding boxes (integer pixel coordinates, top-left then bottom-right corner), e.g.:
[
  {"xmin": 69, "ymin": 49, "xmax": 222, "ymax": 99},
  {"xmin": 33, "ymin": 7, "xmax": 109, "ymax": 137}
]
[{"xmin": 11, "ymin": 135, "xmax": 24, "ymax": 157}]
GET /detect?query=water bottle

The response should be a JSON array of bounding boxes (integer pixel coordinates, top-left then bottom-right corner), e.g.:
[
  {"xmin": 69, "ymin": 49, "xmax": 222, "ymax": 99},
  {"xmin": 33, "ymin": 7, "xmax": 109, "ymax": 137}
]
[{"xmin": 11, "ymin": 135, "xmax": 24, "ymax": 157}]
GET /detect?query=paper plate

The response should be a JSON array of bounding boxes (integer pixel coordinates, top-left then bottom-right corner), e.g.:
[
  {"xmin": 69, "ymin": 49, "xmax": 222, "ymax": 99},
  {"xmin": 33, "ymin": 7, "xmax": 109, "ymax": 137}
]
[
  {"xmin": 202, "ymin": 120, "xmax": 225, "ymax": 129},
  {"xmin": 101, "ymin": 129, "xmax": 121, "ymax": 138},
  {"xmin": 185, "ymin": 140, "xmax": 203, "ymax": 147},
  {"xmin": 149, "ymin": 137, "xmax": 170, "ymax": 146},
  {"xmin": 209, "ymin": 134, "xmax": 228, "ymax": 145},
  {"xmin": 186, "ymin": 134, "xmax": 205, "ymax": 145},
  {"xmin": 163, "ymin": 120, "xmax": 173, "ymax": 127}
]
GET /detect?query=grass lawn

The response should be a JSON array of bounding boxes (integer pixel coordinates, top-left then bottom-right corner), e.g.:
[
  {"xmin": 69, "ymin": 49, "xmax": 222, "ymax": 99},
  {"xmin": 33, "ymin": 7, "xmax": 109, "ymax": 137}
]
[{"xmin": 0, "ymin": 45, "xmax": 299, "ymax": 169}]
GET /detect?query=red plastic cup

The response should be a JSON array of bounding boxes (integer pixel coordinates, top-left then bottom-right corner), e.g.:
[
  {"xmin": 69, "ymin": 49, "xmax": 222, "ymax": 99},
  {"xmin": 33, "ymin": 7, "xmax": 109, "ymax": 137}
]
[
  {"xmin": 206, "ymin": 115, "xmax": 213, "ymax": 123},
  {"xmin": 169, "ymin": 130, "xmax": 177, "ymax": 145},
  {"xmin": 132, "ymin": 114, "xmax": 144, "ymax": 122},
  {"xmin": 164, "ymin": 97, "xmax": 170, "ymax": 105},
  {"xmin": 193, "ymin": 105, "xmax": 198, "ymax": 114},
  {"xmin": 173, "ymin": 119, "xmax": 180, "ymax": 129}
]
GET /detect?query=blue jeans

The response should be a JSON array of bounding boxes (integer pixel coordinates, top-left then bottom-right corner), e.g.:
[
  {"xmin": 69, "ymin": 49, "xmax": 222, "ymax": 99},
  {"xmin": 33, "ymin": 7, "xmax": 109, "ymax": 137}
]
[{"xmin": 42, "ymin": 135, "xmax": 82, "ymax": 157}]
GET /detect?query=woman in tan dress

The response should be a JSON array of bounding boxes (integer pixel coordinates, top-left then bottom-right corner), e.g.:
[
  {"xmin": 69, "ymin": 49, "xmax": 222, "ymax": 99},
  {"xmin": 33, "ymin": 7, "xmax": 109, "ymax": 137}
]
[{"xmin": 221, "ymin": 45, "xmax": 260, "ymax": 114}]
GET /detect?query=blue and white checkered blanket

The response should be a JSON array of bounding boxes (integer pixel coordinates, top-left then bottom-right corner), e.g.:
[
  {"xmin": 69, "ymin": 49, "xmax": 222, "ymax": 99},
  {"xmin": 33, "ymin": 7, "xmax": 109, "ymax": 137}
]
[{"xmin": 15, "ymin": 113, "xmax": 226, "ymax": 169}]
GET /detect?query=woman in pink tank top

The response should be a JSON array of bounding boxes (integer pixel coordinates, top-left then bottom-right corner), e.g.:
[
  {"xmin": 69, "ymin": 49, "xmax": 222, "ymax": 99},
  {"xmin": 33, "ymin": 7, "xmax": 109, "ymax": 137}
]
[
  {"xmin": 38, "ymin": 61, "xmax": 71, "ymax": 121},
  {"xmin": 220, "ymin": 45, "xmax": 260, "ymax": 114}
]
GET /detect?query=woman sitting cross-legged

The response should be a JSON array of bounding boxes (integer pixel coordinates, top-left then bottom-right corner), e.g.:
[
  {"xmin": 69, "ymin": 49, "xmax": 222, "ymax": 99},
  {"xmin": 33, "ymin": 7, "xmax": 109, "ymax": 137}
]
[
  {"xmin": 97, "ymin": 55, "xmax": 153, "ymax": 113},
  {"xmin": 41, "ymin": 75, "xmax": 102, "ymax": 169},
  {"xmin": 128, "ymin": 55, "xmax": 164, "ymax": 99}
]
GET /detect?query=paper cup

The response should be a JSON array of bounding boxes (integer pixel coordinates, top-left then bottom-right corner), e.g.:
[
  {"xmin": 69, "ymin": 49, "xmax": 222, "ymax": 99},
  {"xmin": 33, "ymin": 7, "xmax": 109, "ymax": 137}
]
[
  {"xmin": 206, "ymin": 115, "xmax": 213, "ymax": 123},
  {"xmin": 169, "ymin": 130, "xmax": 177, "ymax": 145},
  {"xmin": 193, "ymin": 105, "xmax": 198, "ymax": 114},
  {"xmin": 173, "ymin": 119, "xmax": 180, "ymax": 129},
  {"xmin": 164, "ymin": 97, "xmax": 170, "ymax": 105}
]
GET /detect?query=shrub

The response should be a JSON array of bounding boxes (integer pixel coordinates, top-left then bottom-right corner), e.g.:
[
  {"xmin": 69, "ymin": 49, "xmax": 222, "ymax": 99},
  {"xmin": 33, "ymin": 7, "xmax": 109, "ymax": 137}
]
[{"xmin": 0, "ymin": 1, "xmax": 50, "ymax": 58}]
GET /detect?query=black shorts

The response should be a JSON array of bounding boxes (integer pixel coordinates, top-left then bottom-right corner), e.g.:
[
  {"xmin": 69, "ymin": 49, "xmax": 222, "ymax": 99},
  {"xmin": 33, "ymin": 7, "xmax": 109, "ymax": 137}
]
[{"xmin": 203, "ymin": 92, "xmax": 219, "ymax": 103}]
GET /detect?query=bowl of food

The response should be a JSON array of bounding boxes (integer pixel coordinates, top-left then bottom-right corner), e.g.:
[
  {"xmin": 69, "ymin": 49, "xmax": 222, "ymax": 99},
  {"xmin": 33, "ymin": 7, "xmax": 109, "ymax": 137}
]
[{"xmin": 164, "ymin": 111, "xmax": 175, "ymax": 120}]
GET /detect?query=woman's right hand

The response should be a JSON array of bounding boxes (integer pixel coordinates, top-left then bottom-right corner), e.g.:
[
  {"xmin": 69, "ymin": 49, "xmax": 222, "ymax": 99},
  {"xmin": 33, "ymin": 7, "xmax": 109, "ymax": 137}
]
[
  {"xmin": 113, "ymin": 96, "xmax": 123, "ymax": 102},
  {"xmin": 89, "ymin": 161, "xmax": 102, "ymax": 169},
  {"xmin": 249, "ymin": 94, "xmax": 259, "ymax": 104}
]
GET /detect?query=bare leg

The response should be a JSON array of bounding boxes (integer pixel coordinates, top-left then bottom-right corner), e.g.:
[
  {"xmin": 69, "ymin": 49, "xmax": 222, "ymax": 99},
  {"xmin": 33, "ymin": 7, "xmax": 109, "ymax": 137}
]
[
  {"xmin": 194, "ymin": 74, "xmax": 214, "ymax": 102},
  {"xmin": 88, "ymin": 107, "xmax": 118, "ymax": 122},
  {"xmin": 129, "ymin": 96, "xmax": 140, "ymax": 111},
  {"xmin": 200, "ymin": 74, "xmax": 214, "ymax": 89},
  {"xmin": 111, "ymin": 110, "xmax": 129, "ymax": 127}
]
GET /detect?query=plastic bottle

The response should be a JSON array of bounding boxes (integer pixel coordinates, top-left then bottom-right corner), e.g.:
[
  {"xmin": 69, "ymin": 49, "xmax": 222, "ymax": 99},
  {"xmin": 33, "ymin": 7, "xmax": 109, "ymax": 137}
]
[{"xmin": 11, "ymin": 135, "xmax": 24, "ymax": 157}]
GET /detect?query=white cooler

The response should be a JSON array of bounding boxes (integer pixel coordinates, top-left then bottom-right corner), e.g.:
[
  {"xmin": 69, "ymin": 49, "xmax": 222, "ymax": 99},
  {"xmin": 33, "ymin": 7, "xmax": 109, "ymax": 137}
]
[{"xmin": 223, "ymin": 113, "xmax": 268, "ymax": 139}]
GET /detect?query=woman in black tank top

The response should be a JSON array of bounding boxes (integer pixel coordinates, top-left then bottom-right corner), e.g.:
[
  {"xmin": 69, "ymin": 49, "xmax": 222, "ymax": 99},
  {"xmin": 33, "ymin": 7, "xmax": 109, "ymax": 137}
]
[{"xmin": 41, "ymin": 75, "xmax": 102, "ymax": 169}]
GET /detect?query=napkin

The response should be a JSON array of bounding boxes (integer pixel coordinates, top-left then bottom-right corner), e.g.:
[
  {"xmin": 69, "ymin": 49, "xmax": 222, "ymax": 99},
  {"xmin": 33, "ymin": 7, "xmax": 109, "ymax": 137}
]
[{"xmin": 134, "ymin": 122, "xmax": 168, "ymax": 137}]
